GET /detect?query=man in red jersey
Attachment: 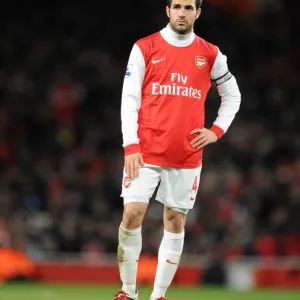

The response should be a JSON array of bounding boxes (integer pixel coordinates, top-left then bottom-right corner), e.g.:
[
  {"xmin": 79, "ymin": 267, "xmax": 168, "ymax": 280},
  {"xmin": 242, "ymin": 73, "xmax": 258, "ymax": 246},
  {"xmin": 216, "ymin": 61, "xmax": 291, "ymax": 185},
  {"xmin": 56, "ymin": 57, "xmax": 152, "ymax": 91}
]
[{"xmin": 114, "ymin": 1, "xmax": 241, "ymax": 299}]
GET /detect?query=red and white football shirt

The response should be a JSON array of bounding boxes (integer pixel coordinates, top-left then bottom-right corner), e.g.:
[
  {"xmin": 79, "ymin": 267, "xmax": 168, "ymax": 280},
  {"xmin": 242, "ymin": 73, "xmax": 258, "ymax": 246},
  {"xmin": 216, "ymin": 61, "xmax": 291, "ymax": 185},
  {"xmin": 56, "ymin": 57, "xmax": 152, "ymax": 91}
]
[{"xmin": 121, "ymin": 24, "xmax": 241, "ymax": 168}]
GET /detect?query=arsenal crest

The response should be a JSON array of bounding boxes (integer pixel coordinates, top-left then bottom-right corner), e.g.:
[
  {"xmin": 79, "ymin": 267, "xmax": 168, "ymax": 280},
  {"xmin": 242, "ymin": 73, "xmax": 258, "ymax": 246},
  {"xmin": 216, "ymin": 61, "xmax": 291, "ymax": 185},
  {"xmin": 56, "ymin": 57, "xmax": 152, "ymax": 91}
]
[{"xmin": 195, "ymin": 56, "xmax": 206, "ymax": 70}]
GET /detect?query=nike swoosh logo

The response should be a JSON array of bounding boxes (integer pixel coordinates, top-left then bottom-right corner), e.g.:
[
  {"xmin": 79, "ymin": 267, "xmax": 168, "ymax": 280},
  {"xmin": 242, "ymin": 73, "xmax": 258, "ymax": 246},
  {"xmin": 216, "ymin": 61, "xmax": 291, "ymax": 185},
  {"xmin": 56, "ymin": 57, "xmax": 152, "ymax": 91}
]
[
  {"xmin": 190, "ymin": 197, "xmax": 195, "ymax": 201},
  {"xmin": 152, "ymin": 58, "xmax": 165, "ymax": 64},
  {"xmin": 166, "ymin": 259, "xmax": 178, "ymax": 265}
]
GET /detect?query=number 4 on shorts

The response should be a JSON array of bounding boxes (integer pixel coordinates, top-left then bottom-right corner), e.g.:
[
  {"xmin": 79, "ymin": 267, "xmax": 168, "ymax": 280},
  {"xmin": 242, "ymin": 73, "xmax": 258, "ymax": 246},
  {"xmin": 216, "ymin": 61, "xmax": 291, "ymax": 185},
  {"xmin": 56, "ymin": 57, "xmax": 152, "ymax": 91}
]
[{"xmin": 190, "ymin": 176, "xmax": 198, "ymax": 201}]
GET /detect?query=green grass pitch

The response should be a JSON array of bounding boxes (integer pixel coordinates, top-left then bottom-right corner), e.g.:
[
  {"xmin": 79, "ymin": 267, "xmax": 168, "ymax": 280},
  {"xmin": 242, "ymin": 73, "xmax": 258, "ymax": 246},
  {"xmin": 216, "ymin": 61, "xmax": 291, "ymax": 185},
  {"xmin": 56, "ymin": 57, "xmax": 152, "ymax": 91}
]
[{"xmin": 1, "ymin": 283, "xmax": 299, "ymax": 300}]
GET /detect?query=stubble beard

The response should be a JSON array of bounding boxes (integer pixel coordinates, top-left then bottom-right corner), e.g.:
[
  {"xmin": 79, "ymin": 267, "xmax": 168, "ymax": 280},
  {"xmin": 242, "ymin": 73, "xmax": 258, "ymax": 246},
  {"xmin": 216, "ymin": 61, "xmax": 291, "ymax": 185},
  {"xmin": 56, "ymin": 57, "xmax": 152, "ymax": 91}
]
[{"xmin": 170, "ymin": 22, "xmax": 193, "ymax": 35}]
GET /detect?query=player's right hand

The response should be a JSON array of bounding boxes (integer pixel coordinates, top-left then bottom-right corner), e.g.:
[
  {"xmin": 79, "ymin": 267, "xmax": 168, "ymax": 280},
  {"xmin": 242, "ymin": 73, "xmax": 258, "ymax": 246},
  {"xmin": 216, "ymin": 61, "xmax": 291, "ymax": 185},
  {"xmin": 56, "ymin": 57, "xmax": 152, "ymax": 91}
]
[{"xmin": 125, "ymin": 152, "xmax": 144, "ymax": 179}]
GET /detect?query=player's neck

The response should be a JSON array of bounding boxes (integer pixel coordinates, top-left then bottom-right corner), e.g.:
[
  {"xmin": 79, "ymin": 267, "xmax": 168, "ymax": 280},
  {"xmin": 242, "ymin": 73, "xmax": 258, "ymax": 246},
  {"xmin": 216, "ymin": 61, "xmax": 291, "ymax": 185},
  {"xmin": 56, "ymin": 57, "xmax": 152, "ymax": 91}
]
[
  {"xmin": 160, "ymin": 23, "xmax": 195, "ymax": 47},
  {"xmin": 169, "ymin": 23, "xmax": 193, "ymax": 37}
]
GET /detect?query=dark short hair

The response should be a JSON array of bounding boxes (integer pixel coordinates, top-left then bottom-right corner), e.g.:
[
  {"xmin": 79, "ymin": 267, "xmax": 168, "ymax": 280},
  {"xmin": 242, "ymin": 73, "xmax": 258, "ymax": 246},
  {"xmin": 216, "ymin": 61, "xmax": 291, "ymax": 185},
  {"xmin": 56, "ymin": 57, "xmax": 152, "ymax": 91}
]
[{"xmin": 166, "ymin": 0, "xmax": 203, "ymax": 9}]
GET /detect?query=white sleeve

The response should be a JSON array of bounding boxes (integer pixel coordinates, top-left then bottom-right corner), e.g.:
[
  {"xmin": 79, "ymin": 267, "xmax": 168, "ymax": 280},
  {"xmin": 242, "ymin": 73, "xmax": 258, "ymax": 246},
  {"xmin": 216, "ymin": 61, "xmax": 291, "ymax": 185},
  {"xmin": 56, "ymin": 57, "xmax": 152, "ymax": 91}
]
[
  {"xmin": 210, "ymin": 49, "xmax": 241, "ymax": 134},
  {"xmin": 121, "ymin": 44, "xmax": 145, "ymax": 147}
]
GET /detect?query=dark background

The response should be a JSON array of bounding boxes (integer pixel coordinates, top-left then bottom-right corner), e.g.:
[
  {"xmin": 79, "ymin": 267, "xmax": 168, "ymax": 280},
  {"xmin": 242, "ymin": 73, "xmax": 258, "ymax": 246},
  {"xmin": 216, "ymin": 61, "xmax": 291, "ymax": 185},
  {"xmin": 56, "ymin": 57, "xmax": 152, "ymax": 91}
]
[{"xmin": 0, "ymin": 0, "xmax": 299, "ymax": 260}]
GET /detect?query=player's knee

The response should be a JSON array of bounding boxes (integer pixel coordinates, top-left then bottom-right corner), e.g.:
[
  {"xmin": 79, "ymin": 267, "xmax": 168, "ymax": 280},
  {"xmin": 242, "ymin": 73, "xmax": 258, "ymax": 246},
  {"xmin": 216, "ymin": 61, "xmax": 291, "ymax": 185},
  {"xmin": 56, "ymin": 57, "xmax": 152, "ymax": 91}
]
[
  {"xmin": 122, "ymin": 203, "xmax": 147, "ymax": 229},
  {"xmin": 164, "ymin": 208, "xmax": 186, "ymax": 233}
]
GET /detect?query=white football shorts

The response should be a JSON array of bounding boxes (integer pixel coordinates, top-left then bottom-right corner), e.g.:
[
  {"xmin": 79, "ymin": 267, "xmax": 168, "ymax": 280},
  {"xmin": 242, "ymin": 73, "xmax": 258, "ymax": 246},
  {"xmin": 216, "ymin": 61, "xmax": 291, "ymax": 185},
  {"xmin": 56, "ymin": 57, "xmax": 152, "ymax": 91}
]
[{"xmin": 121, "ymin": 164, "xmax": 202, "ymax": 214}]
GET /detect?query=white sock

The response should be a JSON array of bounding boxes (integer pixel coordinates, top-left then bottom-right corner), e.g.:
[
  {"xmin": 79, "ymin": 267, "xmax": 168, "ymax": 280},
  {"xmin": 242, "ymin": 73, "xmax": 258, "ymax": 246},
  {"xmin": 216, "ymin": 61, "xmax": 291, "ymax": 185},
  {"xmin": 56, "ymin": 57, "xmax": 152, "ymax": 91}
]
[
  {"xmin": 118, "ymin": 225, "xmax": 142, "ymax": 299},
  {"xmin": 151, "ymin": 229, "xmax": 185, "ymax": 299}
]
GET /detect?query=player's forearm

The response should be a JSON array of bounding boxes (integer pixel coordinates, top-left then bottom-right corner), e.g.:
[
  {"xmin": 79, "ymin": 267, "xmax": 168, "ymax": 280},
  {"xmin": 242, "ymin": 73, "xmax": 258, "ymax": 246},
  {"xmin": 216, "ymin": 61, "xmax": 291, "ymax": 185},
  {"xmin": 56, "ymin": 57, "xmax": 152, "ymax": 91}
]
[
  {"xmin": 121, "ymin": 96, "xmax": 141, "ymax": 155},
  {"xmin": 211, "ymin": 75, "xmax": 241, "ymax": 138},
  {"xmin": 121, "ymin": 44, "xmax": 145, "ymax": 155}
]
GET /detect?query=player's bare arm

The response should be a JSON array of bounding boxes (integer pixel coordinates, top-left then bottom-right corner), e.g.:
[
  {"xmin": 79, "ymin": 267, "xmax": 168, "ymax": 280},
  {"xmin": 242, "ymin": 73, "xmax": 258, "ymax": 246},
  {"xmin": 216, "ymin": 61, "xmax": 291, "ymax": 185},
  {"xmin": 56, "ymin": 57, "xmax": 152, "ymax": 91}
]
[
  {"xmin": 125, "ymin": 152, "xmax": 144, "ymax": 179},
  {"xmin": 189, "ymin": 128, "xmax": 218, "ymax": 149}
]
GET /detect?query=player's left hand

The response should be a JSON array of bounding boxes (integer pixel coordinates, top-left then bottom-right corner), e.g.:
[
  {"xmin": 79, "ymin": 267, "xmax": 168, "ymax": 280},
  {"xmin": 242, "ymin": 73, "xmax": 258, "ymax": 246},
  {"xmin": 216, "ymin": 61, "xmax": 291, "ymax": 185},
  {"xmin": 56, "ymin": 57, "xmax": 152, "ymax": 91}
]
[{"xmin": 189, "ymin": 128, "xmax": 218, "ymax": 149}]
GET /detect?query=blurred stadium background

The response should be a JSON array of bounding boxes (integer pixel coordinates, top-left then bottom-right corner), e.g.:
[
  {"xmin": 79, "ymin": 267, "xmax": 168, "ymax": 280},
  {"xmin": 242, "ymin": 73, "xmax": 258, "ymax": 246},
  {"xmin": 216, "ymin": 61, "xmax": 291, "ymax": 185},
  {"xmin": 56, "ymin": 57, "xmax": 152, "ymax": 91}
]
[{"xmin": 0, "ymin": 0, "xmax": 300, "ymax": 298}]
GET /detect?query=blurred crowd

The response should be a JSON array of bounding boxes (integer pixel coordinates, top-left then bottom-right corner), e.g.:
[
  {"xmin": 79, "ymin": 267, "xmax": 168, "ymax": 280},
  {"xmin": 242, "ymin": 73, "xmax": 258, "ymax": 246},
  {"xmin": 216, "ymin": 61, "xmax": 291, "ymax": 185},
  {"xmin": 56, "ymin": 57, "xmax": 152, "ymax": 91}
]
[{"xmin": 0, "ymin": 0, "xmax": 299, "ymax": 261}]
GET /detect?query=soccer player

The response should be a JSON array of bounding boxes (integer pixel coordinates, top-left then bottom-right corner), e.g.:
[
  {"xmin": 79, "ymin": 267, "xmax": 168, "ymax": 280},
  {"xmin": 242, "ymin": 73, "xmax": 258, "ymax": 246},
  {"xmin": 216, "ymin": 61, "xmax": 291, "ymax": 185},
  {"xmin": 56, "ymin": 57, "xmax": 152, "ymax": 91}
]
[{"xmin": 114, "ymin": 0, "xmax": 241, "ymax": 299}]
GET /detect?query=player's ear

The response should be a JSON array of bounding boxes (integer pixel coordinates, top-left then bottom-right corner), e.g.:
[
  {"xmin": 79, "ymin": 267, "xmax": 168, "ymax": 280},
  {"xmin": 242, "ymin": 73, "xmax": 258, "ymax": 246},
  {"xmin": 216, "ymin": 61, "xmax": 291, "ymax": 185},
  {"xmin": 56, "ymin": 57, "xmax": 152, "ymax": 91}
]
[
  {"xmin": 166, "ymin": 6, "xmax": 170, "ymax": 18},
  {"xmin": 195, "ymin": 8, "xmax": 201, "ymax": 19}
]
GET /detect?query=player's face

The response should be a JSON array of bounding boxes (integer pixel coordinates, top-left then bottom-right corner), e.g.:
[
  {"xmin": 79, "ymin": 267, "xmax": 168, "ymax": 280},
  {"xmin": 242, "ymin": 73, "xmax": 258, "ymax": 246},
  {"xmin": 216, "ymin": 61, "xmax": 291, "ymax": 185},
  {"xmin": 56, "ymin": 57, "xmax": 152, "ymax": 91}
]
[{"xmin": 166, "ymin": 0, "xmax": 201, "ymax": 34}]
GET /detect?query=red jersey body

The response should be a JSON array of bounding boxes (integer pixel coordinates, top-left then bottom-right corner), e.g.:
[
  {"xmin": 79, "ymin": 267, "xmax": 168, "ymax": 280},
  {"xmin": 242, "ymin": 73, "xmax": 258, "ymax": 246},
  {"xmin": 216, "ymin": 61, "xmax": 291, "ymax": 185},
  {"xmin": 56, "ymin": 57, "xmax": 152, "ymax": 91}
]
[{"xmin": 135, "ymin": 33, "xmax": 218, "ymax": 168}]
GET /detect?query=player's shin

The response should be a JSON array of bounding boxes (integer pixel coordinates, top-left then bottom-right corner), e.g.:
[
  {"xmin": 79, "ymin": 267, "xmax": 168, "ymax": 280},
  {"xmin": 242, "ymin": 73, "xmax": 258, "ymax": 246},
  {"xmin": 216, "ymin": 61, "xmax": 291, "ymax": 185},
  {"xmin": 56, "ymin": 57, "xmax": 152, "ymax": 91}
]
[
  {"xmin": 118, "ymin": 225, "xmax": 142, "ymax": 299},
  {"xmin": 151, "ymin": 229, "xmax": 185, "ymax": 299}
]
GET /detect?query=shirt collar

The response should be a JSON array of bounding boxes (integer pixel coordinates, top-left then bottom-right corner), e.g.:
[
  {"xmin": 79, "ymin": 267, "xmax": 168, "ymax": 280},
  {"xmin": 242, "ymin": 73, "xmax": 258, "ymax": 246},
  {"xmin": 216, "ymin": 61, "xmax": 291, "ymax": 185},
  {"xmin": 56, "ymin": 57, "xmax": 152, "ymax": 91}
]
[{"xmin": 160, "ymin": 23, "xmax": 195, "ymax": 47}]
